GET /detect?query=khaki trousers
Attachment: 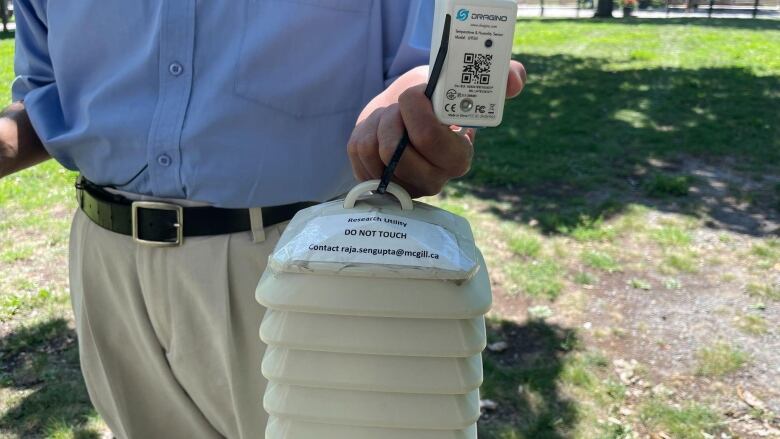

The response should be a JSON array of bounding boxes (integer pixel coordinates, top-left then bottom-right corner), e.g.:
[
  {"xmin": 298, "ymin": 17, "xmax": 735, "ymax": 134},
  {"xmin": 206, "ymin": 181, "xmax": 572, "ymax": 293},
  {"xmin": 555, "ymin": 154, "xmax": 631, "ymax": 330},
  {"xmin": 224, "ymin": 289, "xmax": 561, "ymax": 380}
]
[{"xmin": 69, "ymin": 209, "xmax": 283, "ymax": 439}]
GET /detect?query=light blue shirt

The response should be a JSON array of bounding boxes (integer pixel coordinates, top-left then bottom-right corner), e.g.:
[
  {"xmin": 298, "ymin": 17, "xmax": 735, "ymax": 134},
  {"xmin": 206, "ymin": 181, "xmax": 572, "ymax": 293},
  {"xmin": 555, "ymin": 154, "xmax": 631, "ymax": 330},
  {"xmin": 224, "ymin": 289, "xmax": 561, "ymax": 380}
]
[{"xmin": 12, "ymin": 0, "xmax": 433, "ymax": 207}]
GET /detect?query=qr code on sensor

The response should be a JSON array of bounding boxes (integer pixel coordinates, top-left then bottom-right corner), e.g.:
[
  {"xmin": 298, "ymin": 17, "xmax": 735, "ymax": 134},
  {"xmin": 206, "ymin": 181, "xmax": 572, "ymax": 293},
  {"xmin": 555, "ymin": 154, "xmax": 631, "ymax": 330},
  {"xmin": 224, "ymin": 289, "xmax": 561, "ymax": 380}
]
[{"xmin": 461, "ymin": 53, "xmax": 493, "ymax": 85}]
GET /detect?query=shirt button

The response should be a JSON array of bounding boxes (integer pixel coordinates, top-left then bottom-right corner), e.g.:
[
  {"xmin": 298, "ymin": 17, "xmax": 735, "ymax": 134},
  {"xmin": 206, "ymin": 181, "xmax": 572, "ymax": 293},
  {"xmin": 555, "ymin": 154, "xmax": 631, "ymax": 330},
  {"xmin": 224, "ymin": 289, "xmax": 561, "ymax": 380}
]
[
  {"xmin": 168, "ymin": 62, "xmax": 183, "ymax": 76},
  {"xmin": 157, "ymin": 154, "xmax": 172, "ymax": 167}
]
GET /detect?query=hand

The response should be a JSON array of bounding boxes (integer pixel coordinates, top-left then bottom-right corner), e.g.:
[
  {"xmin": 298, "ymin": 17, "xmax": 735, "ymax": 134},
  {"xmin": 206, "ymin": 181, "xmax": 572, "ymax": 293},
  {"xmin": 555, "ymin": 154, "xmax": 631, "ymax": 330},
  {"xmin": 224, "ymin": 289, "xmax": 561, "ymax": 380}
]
[
  {"xmin": 0, "ymin": 102, "xmax": 49, "ymax": 179},
  {"xmin": 347, "ymin": 61, "xmax": 526, "ymax": 198}
]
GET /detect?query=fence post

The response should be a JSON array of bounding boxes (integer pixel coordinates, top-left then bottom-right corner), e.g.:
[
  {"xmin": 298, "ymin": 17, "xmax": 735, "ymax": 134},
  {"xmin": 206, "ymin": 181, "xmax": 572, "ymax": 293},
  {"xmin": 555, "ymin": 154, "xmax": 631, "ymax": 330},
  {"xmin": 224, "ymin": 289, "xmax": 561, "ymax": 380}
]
[
  {"xmin": 752, "ymin": 0, "xmax": 759, "ymax": 17},
  {"xmin": 708, "ymin": 0, "xmax": 714, "ymax": 17},
  {"xmin": 576, "ymin": 0, "xmax": 581, "ymax": 17},
  {"xmin": 666, "ymin": 0, "xmax": 670, "ymax": 16},
  {"xmin": 540, "ymin": 0, "xmax": 545, "ymax": 16}
]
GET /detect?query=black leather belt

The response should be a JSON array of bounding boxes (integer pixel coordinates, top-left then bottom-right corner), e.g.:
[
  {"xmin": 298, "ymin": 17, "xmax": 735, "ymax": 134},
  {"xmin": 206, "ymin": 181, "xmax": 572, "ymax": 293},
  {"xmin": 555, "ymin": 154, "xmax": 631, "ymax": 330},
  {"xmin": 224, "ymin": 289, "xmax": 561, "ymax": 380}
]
[{"xmin": 76, "ymin": 177, "xmax": 315, "ymax": 246}]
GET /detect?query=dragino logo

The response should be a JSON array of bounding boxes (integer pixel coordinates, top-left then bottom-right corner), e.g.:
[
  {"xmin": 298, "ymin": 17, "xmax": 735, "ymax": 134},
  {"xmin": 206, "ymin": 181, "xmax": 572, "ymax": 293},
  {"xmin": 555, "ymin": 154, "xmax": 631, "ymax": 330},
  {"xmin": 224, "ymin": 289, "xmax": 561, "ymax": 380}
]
[
  {"xmin": 472, "ymin": 13, "xmax": 510, "ymax": 21},
  {"xmin": 456, "ymin": 8, "xmax": 470, "ymax": 21}
]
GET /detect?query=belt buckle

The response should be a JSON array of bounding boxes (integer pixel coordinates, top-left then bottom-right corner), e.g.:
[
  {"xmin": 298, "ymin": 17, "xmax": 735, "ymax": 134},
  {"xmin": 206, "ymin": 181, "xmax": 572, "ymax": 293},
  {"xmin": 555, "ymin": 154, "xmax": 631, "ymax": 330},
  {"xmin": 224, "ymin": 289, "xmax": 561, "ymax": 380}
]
[{"xmin": 131, "ymin": 201, "xmax": 184, "ymax": 247}]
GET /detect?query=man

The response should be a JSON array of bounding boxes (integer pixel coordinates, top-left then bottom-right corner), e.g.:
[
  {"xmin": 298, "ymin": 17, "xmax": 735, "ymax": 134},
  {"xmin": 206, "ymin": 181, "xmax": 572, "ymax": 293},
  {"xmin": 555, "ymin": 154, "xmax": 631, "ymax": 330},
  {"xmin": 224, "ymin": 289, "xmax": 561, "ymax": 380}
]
[{"xmin": 0, "ymin": 1, "xmax": 526, "ymax": 438}]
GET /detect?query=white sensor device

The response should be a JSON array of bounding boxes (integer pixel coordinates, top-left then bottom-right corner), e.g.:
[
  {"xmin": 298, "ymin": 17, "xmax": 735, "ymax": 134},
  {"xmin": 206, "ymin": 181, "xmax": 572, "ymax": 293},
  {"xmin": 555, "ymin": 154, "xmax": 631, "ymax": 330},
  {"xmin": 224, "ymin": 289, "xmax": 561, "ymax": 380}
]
[
  {"xmin": 431, "ymin": 0, "xmax": 518, "ymax": 127},
  {"xmin": 377, "ymin": 0, "xmax": 517, "ymax": 193}
]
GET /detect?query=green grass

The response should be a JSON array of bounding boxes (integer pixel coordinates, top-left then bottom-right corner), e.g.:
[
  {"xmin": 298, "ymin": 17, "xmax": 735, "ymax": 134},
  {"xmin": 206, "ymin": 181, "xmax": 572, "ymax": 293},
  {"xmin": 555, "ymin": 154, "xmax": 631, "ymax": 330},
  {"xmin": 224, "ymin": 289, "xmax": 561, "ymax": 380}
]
[
  {"xmin": 508, "ymin": 232, "xmax": 542, "ymax": 258},
  {"xmin": 734, "ymin": 313, "xmax": 768, "ymax": 336},
  {"xmin": 479, "ymin": 321, "xmax": 585, "ymax": 439},
  {"xmin": 643, "ymin": 174, "xmax": 693, "ymax": 198},
  {"xmin": 0, "ymin": 37, "xmax": 12, "ymax": 105},
  {"xmin": 0, "ymin": 244, "xmax": 33, "ymax": 263},
  {"xmin": 0, "ymin": 289, "xmax": 66, "ymax": 323},
  {"xmin": 481, "ymin": 326, "xmax": 626, "ymax": 439},
  {"xmin": 0, "ymin": 320, "xmax": 99, "ymax": 438},
  {"xmin": 696, "ymin": 342, "xmax": 749, "ymax": 377},
  {"xmin": 527, "ymin": 305, "xmax": 554, "ymax": 320},
  {"xmin": 640, "ymin": 400, "xmax": 722, "ymax": 438},
  {"xmin": 573, "ymin": 271, "xmax": 597, "ymax": 286},
  {"xmin": 557, "ymin": 215, "xmax": 618, "ymax": 242},
  {"xmin": 628, "ymin": 278, "xmax": 651, "ymax": 290},
  {"xmin": 436, "ymin": 200, "xmax": 470, "ymax": 218},
  {"xmin": 44, "ymin": 417, "xmax": 103, "ymax": 439},
  {"xmin": 750, "ymin": 240, "xmax": 780, "ymax": 266},
  {"xmin": 468, "ymin": 19, "xmax": 780, "ymax": 234},
  {"xmin": 662, "ymin": 251, "xmax": 699, "ymax": 273},
  {"xmin": 507, "ymin": 259, "xmax": 564, "ymax": 299},
  {"xmin": 3, "ymin": 17, "xmax": 780, "ymax": 439},
  {"xmin": 751, "ymin": 243, "xmax": 778, "ymax": 259},
  {"xmin": 651, "ymin": 225, "xmax": 693, "ymax": 248},
  {"xmin": 581, "ymin": 250, "xmax": 621, "ymax": 273},
  {"xmin": 663, "ymin": 277, "xmax": 682, "ymax": 290},
  {"xmin": 745, "ymin": 282, "xmax": 780, "ymax": 301},
  {"xmin": 0, "ymin": 162, "xmax": 78, "ymax": 231}
]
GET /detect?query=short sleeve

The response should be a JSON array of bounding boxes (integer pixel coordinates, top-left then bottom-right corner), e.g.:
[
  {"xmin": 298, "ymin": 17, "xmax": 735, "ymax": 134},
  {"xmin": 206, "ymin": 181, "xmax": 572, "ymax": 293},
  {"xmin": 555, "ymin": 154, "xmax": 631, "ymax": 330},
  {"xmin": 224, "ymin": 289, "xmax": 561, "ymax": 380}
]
[
  {"xmin": 383, "ymin": 0, "xmax": 434, "ymax": 88},
  {"xmin": 11, "ymin": 0, "xmax": 54, "ymax": 101}
]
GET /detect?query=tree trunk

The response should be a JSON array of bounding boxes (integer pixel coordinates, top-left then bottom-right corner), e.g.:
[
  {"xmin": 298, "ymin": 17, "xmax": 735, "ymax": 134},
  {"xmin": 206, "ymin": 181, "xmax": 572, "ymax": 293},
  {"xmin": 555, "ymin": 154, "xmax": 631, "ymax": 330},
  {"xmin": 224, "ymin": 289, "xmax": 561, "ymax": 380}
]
[
  {"xmin": 594, "ymin": 0, "xmax": 615, "ymax": 17},
  {"xmin": 0, "ymin": 0, "xmax": 7, "ymax": 32}
]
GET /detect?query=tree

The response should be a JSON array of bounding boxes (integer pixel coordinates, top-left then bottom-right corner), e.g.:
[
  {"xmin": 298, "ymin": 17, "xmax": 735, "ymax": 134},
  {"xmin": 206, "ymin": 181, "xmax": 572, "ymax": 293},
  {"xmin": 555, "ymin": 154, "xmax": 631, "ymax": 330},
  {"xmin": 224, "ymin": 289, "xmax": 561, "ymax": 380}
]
[
  {"xmin": 0, "ymin": 0, "xmax": 8, "ymax": 32},
  {"xmin": 594, "ymin": 0, "xmax": 615, "ymax": 17}
]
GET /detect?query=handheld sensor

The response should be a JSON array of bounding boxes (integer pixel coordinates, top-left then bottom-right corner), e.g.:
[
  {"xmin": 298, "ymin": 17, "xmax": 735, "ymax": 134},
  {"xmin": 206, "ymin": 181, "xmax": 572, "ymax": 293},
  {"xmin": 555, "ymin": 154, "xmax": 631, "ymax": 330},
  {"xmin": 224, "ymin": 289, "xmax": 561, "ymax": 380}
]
[
  {"xmin": 378, "ymin": 0, "xmax": 517, "ymax": 194},
  {"xmin": 431, "ymin": 0, "xmax": 518, "ymax": 127}
]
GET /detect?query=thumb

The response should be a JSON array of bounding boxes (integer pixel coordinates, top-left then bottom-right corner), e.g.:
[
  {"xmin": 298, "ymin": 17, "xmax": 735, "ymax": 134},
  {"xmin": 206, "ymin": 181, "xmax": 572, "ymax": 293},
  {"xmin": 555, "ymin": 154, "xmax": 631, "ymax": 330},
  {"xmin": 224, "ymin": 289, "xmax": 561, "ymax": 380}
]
[{"xmin": 505, "ymin": 60, "xmax": 527, "ymax": 99}]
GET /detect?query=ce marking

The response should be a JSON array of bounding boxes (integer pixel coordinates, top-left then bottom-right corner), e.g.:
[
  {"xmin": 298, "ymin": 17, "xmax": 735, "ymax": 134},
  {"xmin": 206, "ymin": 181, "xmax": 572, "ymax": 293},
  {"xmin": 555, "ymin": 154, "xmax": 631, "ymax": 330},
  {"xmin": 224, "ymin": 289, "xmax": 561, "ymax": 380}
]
[{"xmin": 444, "ymin": 103, "xmax": 458, "ymax": 113}]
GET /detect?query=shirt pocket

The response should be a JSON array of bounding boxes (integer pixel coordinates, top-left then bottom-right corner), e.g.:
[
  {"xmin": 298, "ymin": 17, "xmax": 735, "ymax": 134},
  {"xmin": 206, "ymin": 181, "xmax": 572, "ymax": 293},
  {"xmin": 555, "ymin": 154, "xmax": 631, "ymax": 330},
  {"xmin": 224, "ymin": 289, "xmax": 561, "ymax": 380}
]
[{"xmin": 235, "ymin": 0, "xmax": 371, "ymax": 117}]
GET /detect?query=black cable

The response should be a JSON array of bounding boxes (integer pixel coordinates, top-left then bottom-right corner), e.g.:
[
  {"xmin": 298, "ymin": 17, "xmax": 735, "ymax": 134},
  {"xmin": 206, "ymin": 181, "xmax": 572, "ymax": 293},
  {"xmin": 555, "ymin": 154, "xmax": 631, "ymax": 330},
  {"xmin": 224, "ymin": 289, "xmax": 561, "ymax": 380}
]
[
  {"xmin": 109, "ymin": 164, "xmax": 149, "ymax": 189},
  {"xmin": 377, "ymin": 14, "xmax": 452, "ymax": 195}
]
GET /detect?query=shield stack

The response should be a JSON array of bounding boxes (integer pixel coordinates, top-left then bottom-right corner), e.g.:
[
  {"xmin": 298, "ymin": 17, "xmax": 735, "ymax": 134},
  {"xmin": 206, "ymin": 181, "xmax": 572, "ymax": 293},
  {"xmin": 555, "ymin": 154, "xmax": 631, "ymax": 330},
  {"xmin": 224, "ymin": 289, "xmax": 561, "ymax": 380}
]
[{"xmin": 256, "ymin": 181, "xmax": 492, "ymax": 439}]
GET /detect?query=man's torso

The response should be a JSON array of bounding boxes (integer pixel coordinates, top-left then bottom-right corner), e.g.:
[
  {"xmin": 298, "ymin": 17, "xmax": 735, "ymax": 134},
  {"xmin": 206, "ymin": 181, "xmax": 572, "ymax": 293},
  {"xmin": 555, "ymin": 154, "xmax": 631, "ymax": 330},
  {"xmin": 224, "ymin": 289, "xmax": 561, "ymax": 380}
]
[{"xmin": 14, "ymin": 0, "xmax": 432, "ymax": 207}]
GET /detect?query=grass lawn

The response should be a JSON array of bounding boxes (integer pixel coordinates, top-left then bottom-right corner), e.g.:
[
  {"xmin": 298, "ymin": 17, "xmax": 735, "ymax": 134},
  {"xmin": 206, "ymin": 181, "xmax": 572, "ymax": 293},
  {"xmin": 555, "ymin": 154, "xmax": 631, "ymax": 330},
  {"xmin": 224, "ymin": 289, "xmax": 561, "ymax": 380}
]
[{"xmin": 2, "ymin": 18, "xmax": 780, "ymax": 439}]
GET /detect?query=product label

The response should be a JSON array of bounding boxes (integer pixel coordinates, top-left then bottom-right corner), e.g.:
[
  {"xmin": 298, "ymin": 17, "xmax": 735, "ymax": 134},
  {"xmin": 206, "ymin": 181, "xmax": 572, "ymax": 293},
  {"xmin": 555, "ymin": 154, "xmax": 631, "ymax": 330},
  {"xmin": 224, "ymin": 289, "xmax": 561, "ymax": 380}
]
[
  {"xmin": 272, "ymin": 212, "xmax": 474, "ymax": 273},
  {"xmin": 439, "ymin": 4, "xmax": 515, "ymax": 122}
]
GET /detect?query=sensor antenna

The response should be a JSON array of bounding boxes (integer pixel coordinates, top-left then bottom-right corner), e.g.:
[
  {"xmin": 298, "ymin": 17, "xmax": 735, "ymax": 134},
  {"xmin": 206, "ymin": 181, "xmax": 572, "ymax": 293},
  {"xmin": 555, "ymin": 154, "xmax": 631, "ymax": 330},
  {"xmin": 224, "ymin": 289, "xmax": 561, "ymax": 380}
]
[{"xmin": 377, "ymin": 14, "xmax": 452, "ymax": 195}]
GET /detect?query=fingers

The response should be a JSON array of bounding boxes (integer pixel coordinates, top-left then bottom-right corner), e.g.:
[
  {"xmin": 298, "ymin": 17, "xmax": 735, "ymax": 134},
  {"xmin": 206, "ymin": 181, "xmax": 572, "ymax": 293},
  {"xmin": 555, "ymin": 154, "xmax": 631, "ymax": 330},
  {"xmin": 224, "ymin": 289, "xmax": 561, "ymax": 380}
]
[
  {"xmin": 347, "ymin": 57, "xmax": 524, "ymax": 197},
  {"xmin": 397, "ymin": 84, "xmax": 473, "ymax": 178},
  {"xmin": 376, "ymin": 104, "xmax": 405, "ymax": 165},
  {"xmin": 353, "ymin": 103, "xmax": 472, "ymax": 197},
  {"xmin": 451, "ymin": 126, "xmax": 477, "ymax": 143},
  {"xmin": 376, "ymin": 105, "xmax": 449, "ymax": 197},
  {"xmin": 465, "ymin": 128, "xmax": 476, "ymax": 143},
  {"xmin": 506, "ymin": 60, "xmax": 527, "ymax": 99},
  {"xmin": 347, "ymin": 108, "xmax": 384, "ymax": 181}
]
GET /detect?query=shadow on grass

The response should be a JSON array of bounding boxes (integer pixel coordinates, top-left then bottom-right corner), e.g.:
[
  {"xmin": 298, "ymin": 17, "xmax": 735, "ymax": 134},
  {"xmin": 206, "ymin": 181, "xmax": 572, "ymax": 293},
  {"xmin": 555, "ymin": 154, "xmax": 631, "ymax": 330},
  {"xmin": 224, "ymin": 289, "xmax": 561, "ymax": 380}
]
[
  {"xmin": 529, "ymin": 17, "xmax": 780, "ymax": 31},
  {"xmin": 478, "ymin": 319, "xmax": 579, "ymax": 439},
  {"xmin": 457, "ymin": 53, "xmax": 780, "ymax": 236},
  {"xmin": 0, "ymin": 318, "xmax": 100, "ymax": 438},
  {"xmin": 0, "ymin": 319, "xmax": 578, "ymax": 439}
]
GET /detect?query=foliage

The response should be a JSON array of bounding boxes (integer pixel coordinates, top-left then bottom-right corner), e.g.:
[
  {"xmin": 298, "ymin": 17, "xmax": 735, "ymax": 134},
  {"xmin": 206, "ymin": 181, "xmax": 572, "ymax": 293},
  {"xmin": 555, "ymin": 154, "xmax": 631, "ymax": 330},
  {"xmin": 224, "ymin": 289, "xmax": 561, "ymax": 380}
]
[
  {"xmin": 581, "ymin": 250, "xmax": 621, "ymax": 273},
  {"xmin": 643, "ymin": 174, "xmax": 692, "ymax": 198},
  {"xmin": 696, "ymin": 342, "xmax": 749, "ymax": 376},
  {"xmin": 640, "ymin": 400, "xmax": 723, "ymax": 438}
]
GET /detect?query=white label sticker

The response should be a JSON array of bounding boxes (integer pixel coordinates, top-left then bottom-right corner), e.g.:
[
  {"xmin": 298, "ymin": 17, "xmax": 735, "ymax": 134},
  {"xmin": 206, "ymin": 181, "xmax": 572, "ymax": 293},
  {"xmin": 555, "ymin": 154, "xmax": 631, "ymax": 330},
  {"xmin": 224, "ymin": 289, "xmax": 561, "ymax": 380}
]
[{"xmin": 272, "ymin": 212, "xmax": 474, "ymax": 273}]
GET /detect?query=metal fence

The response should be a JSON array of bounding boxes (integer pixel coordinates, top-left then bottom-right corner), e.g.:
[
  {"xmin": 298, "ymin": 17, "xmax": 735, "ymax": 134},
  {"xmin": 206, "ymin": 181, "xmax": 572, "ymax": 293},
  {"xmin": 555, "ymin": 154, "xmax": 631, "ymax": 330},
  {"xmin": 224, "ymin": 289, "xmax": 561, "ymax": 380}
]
[{"xmin": 517, "ymin": 0, "xmax": 780, "ymax": 18}]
